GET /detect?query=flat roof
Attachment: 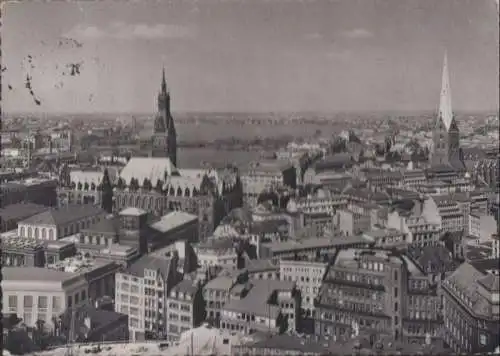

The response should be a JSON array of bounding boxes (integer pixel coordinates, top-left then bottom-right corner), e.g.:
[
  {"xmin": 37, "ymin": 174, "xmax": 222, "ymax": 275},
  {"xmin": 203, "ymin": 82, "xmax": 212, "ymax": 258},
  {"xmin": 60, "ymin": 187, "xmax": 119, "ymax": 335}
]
[{"xmin": 3, "ymin": 266, "xmax": 78, "ymax": 283}]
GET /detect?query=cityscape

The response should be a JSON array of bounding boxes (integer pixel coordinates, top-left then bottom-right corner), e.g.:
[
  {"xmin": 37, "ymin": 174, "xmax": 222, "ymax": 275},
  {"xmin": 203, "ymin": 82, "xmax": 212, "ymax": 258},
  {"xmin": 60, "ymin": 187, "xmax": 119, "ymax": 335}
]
[{"xmin": 0, "ymin": 1, "xmax": 499, "ymax": 356}]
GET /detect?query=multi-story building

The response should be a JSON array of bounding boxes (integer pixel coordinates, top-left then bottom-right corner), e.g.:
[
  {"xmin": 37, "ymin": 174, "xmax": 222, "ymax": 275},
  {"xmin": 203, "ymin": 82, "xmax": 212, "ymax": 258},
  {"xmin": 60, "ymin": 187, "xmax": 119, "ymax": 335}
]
[
  {"xmin": 468, "ymin": 210, "xmax": 498, "ymax": 241},
  {"xmin": 17, "ymin": 204, "xmax": 107, "ymax": 241},
  {"xmin": 362, "ymin": 228, "xmax": 408, "ymax": 249},
  {"xmin": 2, "ymin": 267, "xmax": 88, "ymax": 328},
  {"xmin": 47, "ymin": 255, "xmax": 121, "ymax": 304},
  {"xmin": 1, "ymin": 238, "xmax": 46, "ymax": 267},
  {"xmin": 336, "ymin": 203, "xmax": 377, "ymax": 236},
  {"xmin": 316, "ymin": 249, "xmax": 442, "ymax": 344},
  {"xmin": 422, "ymin": 195, "xmax": 464, "ymax": 233},
  {"xmin": 387, "ymin": 210, "xmax": 441, "ymax": 247},
  {"xmin": 0, "ymin": 177, "xmax": 58, "ymax": 207},
  {"xmin": 473, "ymin": 159, "xmax": 499, "ymax": 191},
  {"xmin": 441, "ymin": 259, "xmax": 499, "ymax": 354},
  {"xmin": 241, "ymin": 160, "xmax": 297, "ymax": 208},
  {"xmin": 166, "ymin": 279, "xmax": 204, "ymax": 341},
  {"xmin": 287, "ymin": 193, "xmax": 348, "ymax": 216},
  {"xmin": 195, "ymin": 237, "xmax": 240, "ymax": 271},
  {"xmin": 220, "ymin": 278, "xmax": 300, "ymax": 335},
  {"xmin": 280, "ymin": 256, "xmax": 328, "ymax": 333},
  {"xmin": 203, "ymin": 271, "xmax": 241, "ymax": 327},
  {"xmin": 114, "ymin": 254, "xmax": 181, "ymax": 341},
  {"xmin": 400, "ymin": 169, "xmax": 427, "ymax": 188}
]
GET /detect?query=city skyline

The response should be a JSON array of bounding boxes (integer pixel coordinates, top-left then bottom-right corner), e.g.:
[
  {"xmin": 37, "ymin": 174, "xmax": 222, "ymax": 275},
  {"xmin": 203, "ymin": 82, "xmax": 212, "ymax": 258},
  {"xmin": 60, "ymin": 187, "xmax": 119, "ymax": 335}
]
[{"xmin": 2, "ymin": 0, "xmax": 499, "ymax": 114}]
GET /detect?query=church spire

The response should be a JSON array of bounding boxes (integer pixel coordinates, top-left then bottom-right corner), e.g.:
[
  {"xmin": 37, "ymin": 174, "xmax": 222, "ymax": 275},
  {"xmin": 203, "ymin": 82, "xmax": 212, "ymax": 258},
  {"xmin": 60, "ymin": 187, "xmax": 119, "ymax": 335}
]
[
  {"xmin": 439, "ymin": 52, "xmax": 453, "ymax": 131},
  {"xmin": 161, "ymin": 67, "xmax": 167, "ymax": 94}
]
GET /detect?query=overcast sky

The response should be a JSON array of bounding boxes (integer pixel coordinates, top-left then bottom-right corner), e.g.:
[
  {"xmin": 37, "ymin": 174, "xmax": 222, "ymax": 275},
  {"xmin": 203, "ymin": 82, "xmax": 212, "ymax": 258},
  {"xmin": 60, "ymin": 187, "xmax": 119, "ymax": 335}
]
[{"xmin": 2, "ymin": 0, "xmax": 498, "ymax": 114}]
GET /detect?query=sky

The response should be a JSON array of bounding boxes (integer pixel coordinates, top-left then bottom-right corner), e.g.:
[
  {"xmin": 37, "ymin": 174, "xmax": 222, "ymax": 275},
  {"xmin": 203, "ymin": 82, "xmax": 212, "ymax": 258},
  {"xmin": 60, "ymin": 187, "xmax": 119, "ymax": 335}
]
[{"xmin": 2, "ymin": 0, "xmax": 499, "ymax": 114}]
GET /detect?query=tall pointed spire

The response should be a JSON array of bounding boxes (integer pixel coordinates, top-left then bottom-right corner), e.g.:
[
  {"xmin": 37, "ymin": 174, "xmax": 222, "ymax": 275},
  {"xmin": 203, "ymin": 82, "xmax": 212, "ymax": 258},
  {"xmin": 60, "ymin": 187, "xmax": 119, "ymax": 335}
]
[
  {"xmin": 161, "ymin": 67, "xmax": 167, "ymax": 93},
  {"xmin": 439, "ymin": 52, "xmax": 453, "ymax": 131}
]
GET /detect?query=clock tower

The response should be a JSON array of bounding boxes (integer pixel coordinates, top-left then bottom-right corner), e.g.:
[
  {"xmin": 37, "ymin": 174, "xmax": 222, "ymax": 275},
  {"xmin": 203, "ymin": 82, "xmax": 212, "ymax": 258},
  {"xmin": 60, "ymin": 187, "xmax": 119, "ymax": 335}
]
[{"xmin": 150, "ymin": 67, "xmax": 177, "ymax": 166}]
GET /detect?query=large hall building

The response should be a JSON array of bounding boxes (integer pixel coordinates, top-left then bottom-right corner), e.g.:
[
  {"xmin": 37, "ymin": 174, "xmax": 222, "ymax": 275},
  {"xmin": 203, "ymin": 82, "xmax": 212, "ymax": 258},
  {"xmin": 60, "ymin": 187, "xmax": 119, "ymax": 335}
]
[{"xmin": 58, "ymin": 68, "xmax": 243, "ymax": 241}]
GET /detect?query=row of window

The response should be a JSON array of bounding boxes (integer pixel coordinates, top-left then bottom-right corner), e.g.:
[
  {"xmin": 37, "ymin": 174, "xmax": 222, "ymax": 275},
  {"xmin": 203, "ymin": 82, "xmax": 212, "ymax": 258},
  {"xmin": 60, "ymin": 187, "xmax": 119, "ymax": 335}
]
[{"xmin": 8, "ymin": 295, "xmax": 62, "ymax": 311}]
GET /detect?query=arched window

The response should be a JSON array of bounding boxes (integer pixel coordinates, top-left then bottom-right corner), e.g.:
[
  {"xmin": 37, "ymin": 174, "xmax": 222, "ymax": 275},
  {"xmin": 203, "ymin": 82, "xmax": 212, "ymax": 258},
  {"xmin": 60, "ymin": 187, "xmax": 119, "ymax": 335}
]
[
  {"xmin": 192, "ymin": 188, "xmax": 198, "ymax": 197},
  {"xmin": 169, "ymin": 187, "xmax": 175, "ymax": 196},
  {"xmin": 34, "ymin": 228, "xmax": 39, "ymax": 239},
  {"xmin": 41, "ymin": 228, "xmax": 46, "ymax": 239},
  {"xmin": 48, "ymin": 229, "xmax": 54, "ymax": 240},
  {"xmin": 142, "ymin": 197, "xmax": 148, "ymax": 209},
  {"xmin": 184, "ymin": 187, "xmax": 191, "ymax": 197},
  {"xmin": 128, "ymin": 195, "xmax": 134, "ymax": 206},
  {"xmin": 135, "ymin": 196, "xmax": 140, "ymax": 207},
  {"xmin": 20, "ymin": 226, "xmax": 25, "ymax": 237},
  {"xmin": 28, "ymin": 227, "xmax": 33, "ymax": 238},
  {"xmin": 177, "ymin": 187, "xmax": 183, "ymax": 196},
  {"xmin": 149, "ymin": 196, "xmax": 154, "ymax": 209}
]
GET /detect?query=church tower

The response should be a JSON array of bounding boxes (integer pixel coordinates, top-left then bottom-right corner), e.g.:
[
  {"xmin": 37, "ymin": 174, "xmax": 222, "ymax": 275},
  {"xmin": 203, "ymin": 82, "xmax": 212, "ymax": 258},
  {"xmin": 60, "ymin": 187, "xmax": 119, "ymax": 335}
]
[
  {"xmin": 430, "ymin": 53, "xmax": 464, "ymax": 171},
  {"xmin": 150, "ymin": 67, "xmax": 178, "ymax": 166}
]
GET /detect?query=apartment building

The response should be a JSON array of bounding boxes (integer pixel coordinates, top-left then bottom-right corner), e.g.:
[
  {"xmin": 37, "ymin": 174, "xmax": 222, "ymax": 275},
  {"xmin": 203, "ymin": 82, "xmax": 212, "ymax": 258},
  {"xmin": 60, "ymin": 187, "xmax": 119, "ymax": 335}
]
[
  {"xmin": 422, "ymin": 195, "xmax": 464, "ymax": 233},
  {"xmin": 2, "ymin": 267, "xmax": 88, "ymax": 328},
  {"xmin": 280, "ymin": 256, "xmax": 328, "ymax": 333},
  {"xmin": 114, "ymin": 254, "xmax": 181, "ymax": 341},
  {"xmin": 203, "ymin": 272, "xmax": 240, "ymax": 327},
  {"xmin": 468, "ymin": 210, "xmax": 498, "ymax": 241},
  {"xmin": 220, "ymin": 279, "xmax": 300, "ymax": 335},
  {"xmin": 441, "ymin": 259, "xmax": 499, "ymax": 354},
  {"xmin": 47, "ymin": 255, "xmax": 121, "ymax": 303},
  {"xmin": 195, "ymin": 237, "xmax": 239, "ymax": 271},
  {"xmin": 241, "ymin": 160, "xmax": 297, "ymax": 207},
  {"xmin": 400, "ymin": 169, "xmax": 427, "ymax": 188},
  {"xmin": 315, "ymin": 249, "xmax": 442, "ymax": 344},
  {"xmin": 387, "ymin": 210, "xmax": 441, "ymax": 247},
  {"xmin": 166, "ymin": 279, "xmax": 204, "ymax": 341}
]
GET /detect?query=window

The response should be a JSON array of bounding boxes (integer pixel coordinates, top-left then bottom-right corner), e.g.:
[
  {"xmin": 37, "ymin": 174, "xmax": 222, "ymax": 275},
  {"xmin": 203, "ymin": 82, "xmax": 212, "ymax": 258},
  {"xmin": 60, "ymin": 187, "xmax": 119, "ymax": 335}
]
[
  {"xmin": 81, "ymin": 290, "xmax": 86, "ymax": 301},
  {"xmin": 8, "ymin": 296, "xmax": 18, "ymax": 310},
  {"xmin": 38, "ymin": 296, "xmax": 48, "ymax": 310},
  {"xmin": 394, "ymin": 288, "xmax": 398, "ymax": 298},
  {"xmin": 52, "ymin": 297, "xmax": 61, "ymax": 312},
  {"xmin": 480, "ymin": 334, "xmax": 487, "ymax": 346},
  {"xmin": 67, "ymin": 296, "xmax": 72, "ymax": 308},
  {"xmin": 24, "ymin": 296, "xmax": 33, "ymax": 308},
  {"xmin": 394, "ymin": 270, "xmax": 398, "ymax": 281}
]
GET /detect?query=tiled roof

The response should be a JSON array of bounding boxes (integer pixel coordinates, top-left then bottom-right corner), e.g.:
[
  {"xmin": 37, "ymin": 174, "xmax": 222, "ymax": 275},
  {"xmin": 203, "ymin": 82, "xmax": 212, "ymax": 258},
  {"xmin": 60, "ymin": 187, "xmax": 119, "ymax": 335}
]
[{"xmin": 20, "ymin": 204, "xmax": 105, "ymax": 226}]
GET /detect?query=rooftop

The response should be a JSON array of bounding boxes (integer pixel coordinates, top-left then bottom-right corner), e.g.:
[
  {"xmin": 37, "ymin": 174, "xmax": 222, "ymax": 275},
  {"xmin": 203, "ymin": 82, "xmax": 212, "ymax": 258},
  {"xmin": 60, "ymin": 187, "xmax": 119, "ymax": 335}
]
[
  {"xmin": 151, "ymin": 211, "xmax": 198, "ymax": 233},
  {"xmin": 20, "ymin": 204, "xmax": 105, "ymax": 226},
  {"xmin": 3, "ymin": 266, "xmax": 78, "ymax": 283},
  {"xmin": 0, "ymin": 202, "xmax": 49, "ymax": 222},
  {"xmin": 124, "ymin": 254, "xmax": 173, "ymax": 279},
  {"xmin": 223, "ymin": 279, "xmax": 295, "ymax": 317},
  {"xmin": 47, "ymin": 255, "xmax": 113, "ymax": 275},
  {"xmin": 119, "ymin": 207, "xmax": 147, "ymax": 217}
]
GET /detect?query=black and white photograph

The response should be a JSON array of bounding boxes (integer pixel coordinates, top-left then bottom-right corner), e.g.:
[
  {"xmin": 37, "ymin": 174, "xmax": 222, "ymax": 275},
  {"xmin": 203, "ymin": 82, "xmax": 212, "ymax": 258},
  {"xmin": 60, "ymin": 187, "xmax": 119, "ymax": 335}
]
[{"xmin": 0, "ymin": 0, "xmax": 499, "ymax": 355}]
